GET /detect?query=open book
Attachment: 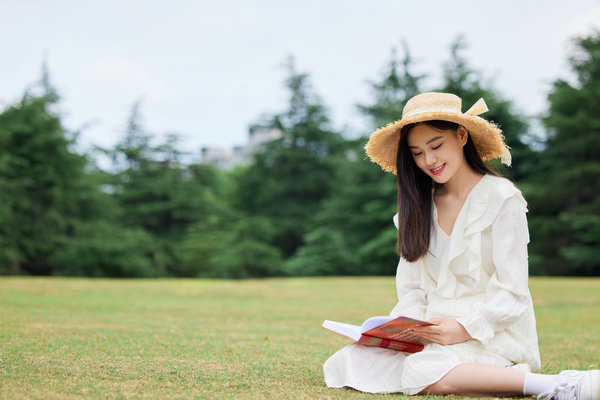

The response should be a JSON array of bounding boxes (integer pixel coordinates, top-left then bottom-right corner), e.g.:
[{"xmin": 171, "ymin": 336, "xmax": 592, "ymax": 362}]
[{"xmin": 322, "ymin": 316, "xmax": 434, "ymax": 353}]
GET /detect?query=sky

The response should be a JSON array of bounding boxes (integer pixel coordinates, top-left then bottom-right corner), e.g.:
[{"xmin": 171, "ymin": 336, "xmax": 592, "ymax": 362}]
[{"xmin": 1, "ymin": 0, "xmax": 600, "ymax": 158}]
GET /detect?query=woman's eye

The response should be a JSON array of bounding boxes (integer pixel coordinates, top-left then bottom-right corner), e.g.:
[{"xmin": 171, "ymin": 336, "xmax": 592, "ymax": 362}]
[
  {"xmin": 412, "ymin": 152, "xmax": 422, "ymax": 156},
  {"xmin": 432, "ymin": 143, "xmax": 442, "ymax": 150}
]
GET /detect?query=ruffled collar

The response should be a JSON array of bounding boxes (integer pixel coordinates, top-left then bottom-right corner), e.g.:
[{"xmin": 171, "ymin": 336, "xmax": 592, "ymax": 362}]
[
  {"xmin": 432, "ymin": 174, "xmax": 526, "ymax": 297},
  {"xmin": 392, "ymin": 175, "xmax": 526, "ymax": 298},
  {"xmin": 432, "ymin": 174, "xmax": 489, "ymax": 237}
]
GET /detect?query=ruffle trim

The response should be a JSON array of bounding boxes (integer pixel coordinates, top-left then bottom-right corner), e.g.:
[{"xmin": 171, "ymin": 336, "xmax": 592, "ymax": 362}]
[
  {"xmin": 392, "ymin": 175, "xmax": 527, "ymax": 299},
  {"xmin": 435, "ymin": 175, "xmax": 527, "ymax": 298}
]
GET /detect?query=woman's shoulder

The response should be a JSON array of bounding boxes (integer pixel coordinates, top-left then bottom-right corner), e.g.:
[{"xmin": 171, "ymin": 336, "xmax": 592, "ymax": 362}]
[
  {"xmin": 478, "ymin": 174, "xmax": 525, "ymax": 202},
  {"xmin": 481, "ymin": 173, "xmax": 519, "ymax": 188},
  {"xmin": 465, "ymin": 174, "xmax": 527, "ymax": 234}
]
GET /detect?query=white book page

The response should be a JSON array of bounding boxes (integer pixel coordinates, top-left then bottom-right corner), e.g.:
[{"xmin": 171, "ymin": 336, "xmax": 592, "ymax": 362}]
[
  {"xmin": 360, "ymin": 316, "xmax": 394, "ymax": 333},
  {"xmin": 322, "ymin": 320, "xmax": 361, "ymax": 341}
]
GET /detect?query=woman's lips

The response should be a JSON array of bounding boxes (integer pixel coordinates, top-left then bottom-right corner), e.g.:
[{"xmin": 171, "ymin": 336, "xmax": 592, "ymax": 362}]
[{"xmin": 430, "ymin": 163, "xmax": 446, "ymax": 175}]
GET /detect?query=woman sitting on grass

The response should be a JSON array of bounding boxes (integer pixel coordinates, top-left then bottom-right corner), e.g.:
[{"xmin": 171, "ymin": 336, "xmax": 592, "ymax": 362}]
[{"xmin": 323, "ymin": 92, "xmax": 599, "ymax": 399}]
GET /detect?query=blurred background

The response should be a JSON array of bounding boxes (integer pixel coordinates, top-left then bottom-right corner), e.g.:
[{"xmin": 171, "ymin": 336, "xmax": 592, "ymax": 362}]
[{"xmin": 1, "ymin": 0, "xmax": 599, "ymax": 278}]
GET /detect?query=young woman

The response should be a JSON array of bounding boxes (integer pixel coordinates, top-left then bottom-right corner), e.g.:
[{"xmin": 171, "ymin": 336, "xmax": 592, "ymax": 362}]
[{"xmin": 323, "ymin": 92, "xmax": 599, "ymax": 399}]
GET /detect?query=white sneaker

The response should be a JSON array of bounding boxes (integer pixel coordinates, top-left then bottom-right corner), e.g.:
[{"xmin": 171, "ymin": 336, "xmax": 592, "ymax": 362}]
[{"xmin": 538, "ymin": 370, "xmax": 600, "ymax": 400}]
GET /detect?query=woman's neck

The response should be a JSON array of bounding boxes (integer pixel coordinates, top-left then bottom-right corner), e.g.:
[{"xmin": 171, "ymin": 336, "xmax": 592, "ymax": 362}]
[{"xmin": 437, "ymin": 165, "xmax": 484, "ymax": 200}]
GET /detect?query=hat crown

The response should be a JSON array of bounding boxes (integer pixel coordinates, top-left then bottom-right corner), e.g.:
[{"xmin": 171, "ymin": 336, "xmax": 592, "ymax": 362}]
[
  {"xmin": 402, "ymin": 92, "xmax": 462, "ymax": 118},
  {"xmin": 365, "ymin": 91, "xmax": 511, "ymax": 174}
]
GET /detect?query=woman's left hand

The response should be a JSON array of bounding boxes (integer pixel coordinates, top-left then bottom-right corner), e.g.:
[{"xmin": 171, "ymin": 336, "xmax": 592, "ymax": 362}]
[{"xmin": 410, "ymin": 317, "xmax": 472, "ymax": 345}]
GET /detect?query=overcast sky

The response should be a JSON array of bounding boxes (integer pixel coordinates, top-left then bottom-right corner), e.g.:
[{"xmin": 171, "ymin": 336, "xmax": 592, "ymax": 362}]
[{"xmin": 1, "ymin": 0, "xmax": 599, "ymax": 157}]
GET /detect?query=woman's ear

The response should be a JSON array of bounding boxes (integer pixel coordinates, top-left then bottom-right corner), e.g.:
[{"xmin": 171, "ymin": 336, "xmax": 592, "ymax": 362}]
[{"xmin": 457, "ymin": 125, "xmax": 469, "ymax": 147}]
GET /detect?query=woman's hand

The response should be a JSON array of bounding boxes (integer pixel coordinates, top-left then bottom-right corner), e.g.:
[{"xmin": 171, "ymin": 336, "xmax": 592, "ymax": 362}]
[{"xmin": 410, "ymin": 317, "xmax": 472, "ymax": 346}]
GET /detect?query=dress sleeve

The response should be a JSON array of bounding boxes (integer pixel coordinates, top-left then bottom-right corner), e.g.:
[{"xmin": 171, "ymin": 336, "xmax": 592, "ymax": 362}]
[
  {"xmin": 389, "ymin": 213, "xmax": 428, "ymax": 319},
  {"xmin": 456, "ymin": 195, "xmax": 532, "ymax": 344},
  {"xmin": 390, "ymin": 258, "xmax": 427, "ymax": 320},
  {"xmin": 390, "ymin": 257, "xmax": 428, "ymax": 320}
]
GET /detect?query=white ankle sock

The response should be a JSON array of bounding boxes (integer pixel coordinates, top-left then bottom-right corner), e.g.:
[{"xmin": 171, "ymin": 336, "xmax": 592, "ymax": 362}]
[{"xmin": 523, "ymin": 372, "xmax": 559, "ymax": 396}]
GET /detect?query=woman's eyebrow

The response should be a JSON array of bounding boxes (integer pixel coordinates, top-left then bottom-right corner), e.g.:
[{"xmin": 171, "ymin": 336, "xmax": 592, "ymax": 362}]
[{"xmin": 408, "ymin": 136, "xmax": 443, "ymax": 148}]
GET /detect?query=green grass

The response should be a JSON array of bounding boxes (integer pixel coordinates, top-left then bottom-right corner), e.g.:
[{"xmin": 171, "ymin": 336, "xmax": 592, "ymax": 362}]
[{"xmin": 0, "ymin": 277, "xmax": 598, "ymax": 399}]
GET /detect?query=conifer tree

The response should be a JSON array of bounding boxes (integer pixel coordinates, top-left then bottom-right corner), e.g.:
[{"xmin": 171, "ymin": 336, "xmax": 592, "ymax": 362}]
[
  {"xmin": 0, "ymin": 74, "xmax": 93, "ymax": 275},
  {"xmin": 107, "ymin": 102, "xmax": 208, "ymax": 275},
  {"xmin": 235, "ymin": 58, "xmax": 346, "ymax": 259},
  {"xmin": 357, "ymin": 42, "xmax": 423, "ymax": 128},
  {"xmin": 438, "ymin": 36, "xmax": 538, "ymax": 182},
  {"xmin": 528, "ymin": 31, "xmax": 600, "ymax": 275},
  {"xmin": 287, "ymin": 46, "xmax": 424, "ymax": 275}
]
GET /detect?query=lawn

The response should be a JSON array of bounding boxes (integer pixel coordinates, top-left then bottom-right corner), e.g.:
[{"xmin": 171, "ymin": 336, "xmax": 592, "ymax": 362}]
[{"xmin": 0, "ymin": 276, "xmax": 599, "ymax": 399}]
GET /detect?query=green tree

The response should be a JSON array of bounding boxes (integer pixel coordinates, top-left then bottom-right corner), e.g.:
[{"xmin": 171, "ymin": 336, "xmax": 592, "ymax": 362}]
[
  {"xmin": 234, "ymin": 59, "xmax": 346, "ymax": 259},
  {"xmin": 206, "ymin": 216, "xmax": 284, "ymax": 278},
  {"xmin": 49, "ymin": 162, "xmax": 160, "ymax": 278},
  {"xmin": 0, "ymin": 122, "xmax": 19, "ymax": 274},
  {"xmin": 177, "ymin": 163, "xmax": 239, "ymax": 277},
  {"xmin": 107, "ymin": 103, "xmax": 209, "ymax": 275},
  {"xmin": 284, "ymin": 226, "xmax": 354, "ymax": 276},
  {"xmin": 289, "ymin": 47, "xmax": 423, "ymax": 275},
  {"xmin": 527, "ymin": 31, "xmax": 600, "ymax": 275},
  {"xmin": 357, "ymin": 42, "xmax": 424, "ymax": 128},
  {"xmin": 0, "ymin": 80, "xmax": 90, "ymax": 275},
  {"xmin": 340, "ymin": 47, "xmax": 423, "ymax": 274},
  {"xmin": 438, "ymin": 36, "xmax": 538, "ymax": 182},
  {"xmin": 0, "ymin": 72, "xmax": 171, "ymax": 277},
  {"xmin": 51, "ymin": 219, "xmax": 156, "ymax": 277}
]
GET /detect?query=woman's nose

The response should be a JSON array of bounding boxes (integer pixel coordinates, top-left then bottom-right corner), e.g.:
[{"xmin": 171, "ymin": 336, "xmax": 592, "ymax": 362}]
[{"xmin": 425, "ymin": 151, "xmax": 436, "ymax": 166}]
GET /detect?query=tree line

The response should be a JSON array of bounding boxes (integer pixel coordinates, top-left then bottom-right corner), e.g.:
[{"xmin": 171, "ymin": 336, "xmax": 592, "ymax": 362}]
[{"xmin": 1, "ymin": 33, "xmax": 598, "ymax": 278}]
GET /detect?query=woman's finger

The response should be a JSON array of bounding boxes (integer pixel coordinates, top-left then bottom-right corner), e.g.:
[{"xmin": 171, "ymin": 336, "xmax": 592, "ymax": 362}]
[
  {"xmin": 410, "ymin": 330, "xmax": 437, "ymax": 340},
  {"xmin": 412, "ymin": 327, "xmax": 440, "ymax": 335}
]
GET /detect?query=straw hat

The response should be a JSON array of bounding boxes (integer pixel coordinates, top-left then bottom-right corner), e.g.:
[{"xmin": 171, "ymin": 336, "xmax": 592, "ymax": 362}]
[{"xmin": 365, "ymin": 92, "xmax": 512, "ymax": 174}]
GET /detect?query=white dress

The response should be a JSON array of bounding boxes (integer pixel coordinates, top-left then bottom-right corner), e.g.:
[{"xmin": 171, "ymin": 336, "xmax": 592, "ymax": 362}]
[{"xmin": 323, "ymin": 174, "xmax": 541, "ymax": 394}]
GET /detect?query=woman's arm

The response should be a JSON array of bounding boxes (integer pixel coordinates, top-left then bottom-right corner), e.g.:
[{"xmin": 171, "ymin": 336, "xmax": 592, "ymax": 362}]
[{"xmin": 389, "ymin": 257, "xmax": 428, "ymax": 320}]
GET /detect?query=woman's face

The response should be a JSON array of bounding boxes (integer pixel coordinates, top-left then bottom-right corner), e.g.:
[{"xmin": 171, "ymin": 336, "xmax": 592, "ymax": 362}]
[{"xmin": 406, "ymin": 123, "xmax": 468, "ymax": 184}]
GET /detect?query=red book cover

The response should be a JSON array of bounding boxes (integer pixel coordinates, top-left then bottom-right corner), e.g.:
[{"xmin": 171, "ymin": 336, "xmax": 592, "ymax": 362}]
[
  {"xmin": 356, "ymin": 335, "xmax": 425, "ymax": 353},
  {"xmin": 322, "ymin": 316, "xmax": 434, "ymax": 353}
]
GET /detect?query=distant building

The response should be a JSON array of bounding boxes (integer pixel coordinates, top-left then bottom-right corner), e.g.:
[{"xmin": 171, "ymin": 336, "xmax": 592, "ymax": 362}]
[
  {"xmin": 247, "ymin": 126, "xmax": 282, "ymax": 154},
  {"xmin": 200, "ymin": 146, "xmax": 245, "ymax": 169},
  {"xmin": 201, "ymin": 126, "xmax": 282, "ymax": 169}
]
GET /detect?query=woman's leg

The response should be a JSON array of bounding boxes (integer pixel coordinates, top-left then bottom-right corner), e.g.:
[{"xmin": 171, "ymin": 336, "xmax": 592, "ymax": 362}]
[
  {"xmin": 421, "ymin": 364, "xmax": 600, "ymax": 399},
  {"xmin": 419, "ymin": 363, "xmax": 525, "ymax": 396}
]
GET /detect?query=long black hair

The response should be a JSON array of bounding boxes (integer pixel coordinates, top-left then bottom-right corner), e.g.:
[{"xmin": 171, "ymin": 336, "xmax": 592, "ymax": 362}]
[{"xmin": 395, "ymin": 120, "xmax": 497, "ymax": 261}]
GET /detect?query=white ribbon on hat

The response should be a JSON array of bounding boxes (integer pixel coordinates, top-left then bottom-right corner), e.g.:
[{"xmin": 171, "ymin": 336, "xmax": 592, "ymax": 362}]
[
  {"xmin": 403, "ymin": 97, "xmax": 488, "ymax": 118},
  {"xmin": 465, "ymin": 98, "xmax": 488, "ymax": 116},
  {"xmin": 499, "ymin": 147, "xmax": 512, "ymax": 166},
  {"xmin": 402, "ymin": 106, "xmax": 460, "ymax": 118},
  {"xmin": 466, "ymin": 98, "xmax": 512, "ymax": 166}
]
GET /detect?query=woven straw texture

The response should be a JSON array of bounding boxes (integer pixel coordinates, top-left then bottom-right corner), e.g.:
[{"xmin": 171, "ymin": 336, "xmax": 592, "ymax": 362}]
[{"xmin": 365, "ymin": 92, "xmax": 510, "ymax": 174}]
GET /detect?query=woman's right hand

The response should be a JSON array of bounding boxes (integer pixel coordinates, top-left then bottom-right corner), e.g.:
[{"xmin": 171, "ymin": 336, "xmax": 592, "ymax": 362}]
[{"xmin": 410, "ymin": 317, "xmax": 472, "ymax": 346}]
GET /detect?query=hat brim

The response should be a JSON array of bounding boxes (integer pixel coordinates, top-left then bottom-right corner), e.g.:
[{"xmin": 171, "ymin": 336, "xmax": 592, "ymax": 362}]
[{"xmin": 365, "ymin": 111, "xmax": 507, "ymax": 175}]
